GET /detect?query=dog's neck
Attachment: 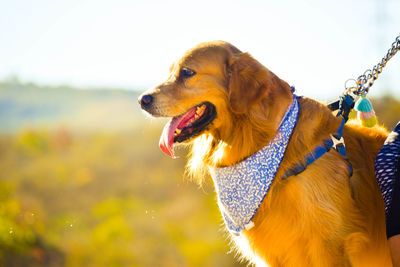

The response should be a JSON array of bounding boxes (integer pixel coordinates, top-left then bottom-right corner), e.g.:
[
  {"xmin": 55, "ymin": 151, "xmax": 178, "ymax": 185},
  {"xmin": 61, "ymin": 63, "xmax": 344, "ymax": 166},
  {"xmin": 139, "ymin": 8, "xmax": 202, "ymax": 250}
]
[{"xmin": 189, "ymin": 83, "xmax": 293, "ymax": 170}]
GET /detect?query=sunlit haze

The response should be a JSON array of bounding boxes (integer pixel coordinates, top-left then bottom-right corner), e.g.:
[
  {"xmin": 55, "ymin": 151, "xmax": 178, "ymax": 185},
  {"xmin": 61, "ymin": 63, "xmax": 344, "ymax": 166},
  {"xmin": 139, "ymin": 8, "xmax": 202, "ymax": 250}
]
[
  {"xmin": 1, "ymin": 0, "xmax": 399, "ymax": 99},
  {"xmin": 1, "ymin": 2, "xmax": 400, "ymax": 266}
]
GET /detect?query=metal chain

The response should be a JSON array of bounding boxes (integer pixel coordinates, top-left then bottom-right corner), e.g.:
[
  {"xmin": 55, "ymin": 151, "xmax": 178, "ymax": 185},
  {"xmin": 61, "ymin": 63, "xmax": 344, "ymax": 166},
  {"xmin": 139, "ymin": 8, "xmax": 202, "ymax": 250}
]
[{"xmin": 345, "ymin": 34, "xmax": 400, "ymax": 96}]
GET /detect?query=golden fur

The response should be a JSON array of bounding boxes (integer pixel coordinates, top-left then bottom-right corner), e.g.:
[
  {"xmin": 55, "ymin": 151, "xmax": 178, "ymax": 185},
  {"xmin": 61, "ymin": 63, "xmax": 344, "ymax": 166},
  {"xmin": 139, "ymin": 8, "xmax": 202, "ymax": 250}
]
[{"xmin": 140, "ymin": 41, "xmax": 393, "ymax": 266}]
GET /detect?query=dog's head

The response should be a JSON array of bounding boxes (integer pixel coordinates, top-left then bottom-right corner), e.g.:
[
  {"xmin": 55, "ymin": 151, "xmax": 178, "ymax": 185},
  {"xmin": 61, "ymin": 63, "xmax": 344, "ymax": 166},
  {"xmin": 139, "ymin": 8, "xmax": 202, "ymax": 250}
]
[{"xmin": 139, "ymin": 41, "xmax": 291, "ymax": 159}]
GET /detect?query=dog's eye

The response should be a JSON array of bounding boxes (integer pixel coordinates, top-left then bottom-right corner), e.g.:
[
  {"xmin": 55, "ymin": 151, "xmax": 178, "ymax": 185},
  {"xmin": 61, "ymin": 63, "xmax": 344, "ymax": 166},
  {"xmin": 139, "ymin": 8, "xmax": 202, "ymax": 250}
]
[{"xmin": 180, "ymin": 68, "xmax": 196, "ymax": 78}]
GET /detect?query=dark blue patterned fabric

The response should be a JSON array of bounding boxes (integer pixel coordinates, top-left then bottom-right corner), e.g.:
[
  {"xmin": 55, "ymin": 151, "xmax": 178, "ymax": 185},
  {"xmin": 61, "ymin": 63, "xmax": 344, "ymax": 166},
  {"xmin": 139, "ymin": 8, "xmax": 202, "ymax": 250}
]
[
  {"xmin": 210, "ymin": 95, "xmax": 299, "ymax": 233},
  {"xmin": 375, "ymin": 122, "xmax": 400, "ymax": 237},
  {"xmin": 375, "ymin": 122, "xmax": 400, "ymax": 214}
]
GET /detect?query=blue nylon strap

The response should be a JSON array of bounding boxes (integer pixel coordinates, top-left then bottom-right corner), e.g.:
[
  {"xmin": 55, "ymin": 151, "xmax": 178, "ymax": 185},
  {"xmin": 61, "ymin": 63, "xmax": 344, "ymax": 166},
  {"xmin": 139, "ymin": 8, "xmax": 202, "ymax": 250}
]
[
  {"xmin": 306, "ymin": 145, "xmax": 329, "ymax": 166},
  {"xmin": 283, "ymin": 117, "xmax": 352, "ymax": 180},
  {"xmin": 333, "ymin": 118, "xmax": 346, "ymax": 157},
  {"xmin": 304, "ymin": 118, "xmax": 346, "ymax": 166},
  {"xmin": 336, "ymin": 144, "xmax": 347, "ymax": 157},
  {"xmin": 325, "ymin": 139, "xmax": 334, "ymax": 148},
  {"xmin": 337, "ymin": 117, "xmax": 346, "ymax": 136}
]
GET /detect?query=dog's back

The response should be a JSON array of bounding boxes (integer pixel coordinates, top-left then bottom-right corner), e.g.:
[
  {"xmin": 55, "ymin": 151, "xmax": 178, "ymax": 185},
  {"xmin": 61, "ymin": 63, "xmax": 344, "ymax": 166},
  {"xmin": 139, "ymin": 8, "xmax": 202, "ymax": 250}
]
[
  {"xmin": 239, "ymin": 97, "xmax": 392, "ymax": 266},
  {"xmin": 343, "ymin": 122, "xmax": 391, "ymax": 266}
]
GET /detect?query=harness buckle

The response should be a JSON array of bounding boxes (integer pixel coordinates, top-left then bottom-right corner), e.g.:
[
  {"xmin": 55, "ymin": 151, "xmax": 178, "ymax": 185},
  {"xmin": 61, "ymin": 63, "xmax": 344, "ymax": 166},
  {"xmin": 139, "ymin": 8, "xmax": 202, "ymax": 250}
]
[{"xmin": 330, "ymin": 134, "xmax": 345, "ymax": 149}]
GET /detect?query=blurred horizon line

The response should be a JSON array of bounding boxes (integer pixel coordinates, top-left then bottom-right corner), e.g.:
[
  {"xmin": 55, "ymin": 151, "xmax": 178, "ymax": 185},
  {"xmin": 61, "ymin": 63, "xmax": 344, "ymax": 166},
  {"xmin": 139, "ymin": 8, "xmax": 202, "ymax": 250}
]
[
  {"xmin": 0, "ymin": 73, "xmax": 149, "ymax": 92},
  {"xmin": 1, "ymin": 74, "xmax": 399, "ymax": 101}
]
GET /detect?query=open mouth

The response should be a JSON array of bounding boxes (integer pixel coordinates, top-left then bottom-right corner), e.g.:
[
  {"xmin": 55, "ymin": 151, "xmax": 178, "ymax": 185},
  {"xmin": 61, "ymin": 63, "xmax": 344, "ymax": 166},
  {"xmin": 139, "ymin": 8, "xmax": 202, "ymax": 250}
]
[{"xmin": 159, "ymin": 102, "xmax": 216, "ymax": 158}]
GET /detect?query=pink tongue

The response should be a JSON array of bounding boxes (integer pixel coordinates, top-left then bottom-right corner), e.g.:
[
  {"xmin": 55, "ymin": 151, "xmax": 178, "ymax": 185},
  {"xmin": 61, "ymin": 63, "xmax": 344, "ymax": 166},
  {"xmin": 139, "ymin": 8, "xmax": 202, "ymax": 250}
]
[{"xmin": 159, "ymin": 107, "xmax": 197, "ymax": 158}]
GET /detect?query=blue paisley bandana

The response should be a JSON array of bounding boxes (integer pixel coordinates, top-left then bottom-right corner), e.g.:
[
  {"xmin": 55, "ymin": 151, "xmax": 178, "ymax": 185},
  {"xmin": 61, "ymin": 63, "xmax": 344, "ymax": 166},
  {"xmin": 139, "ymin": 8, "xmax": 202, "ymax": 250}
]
[{"xmin": 209, "ymin": 95, "xmax": 300, "ymax": 233}]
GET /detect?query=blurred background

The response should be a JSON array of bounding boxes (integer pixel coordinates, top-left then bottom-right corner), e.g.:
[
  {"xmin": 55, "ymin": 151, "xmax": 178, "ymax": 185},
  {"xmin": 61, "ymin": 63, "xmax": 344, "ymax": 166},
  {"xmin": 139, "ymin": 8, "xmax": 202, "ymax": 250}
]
[{"xmin": 0, "ymin": 0, "xmax": 399, "ymax": 266}]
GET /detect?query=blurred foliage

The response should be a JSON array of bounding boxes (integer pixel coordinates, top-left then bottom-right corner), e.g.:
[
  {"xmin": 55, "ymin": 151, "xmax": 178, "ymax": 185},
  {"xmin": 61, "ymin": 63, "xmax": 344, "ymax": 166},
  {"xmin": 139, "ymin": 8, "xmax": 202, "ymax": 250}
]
[
  {"xmin": 0, "ymin": 127, "xmax": 243, "ymax": 267},
  {"xmin": 0, "ymin": 182, "xmax": 35, "ymax": 254},
  {"xmin": 372, "ymin": 95, "xmax": 400, "ymax": 129},
  {"xmin": 0, "ymin": 79, "xmax": 398, "ymax": 266}
]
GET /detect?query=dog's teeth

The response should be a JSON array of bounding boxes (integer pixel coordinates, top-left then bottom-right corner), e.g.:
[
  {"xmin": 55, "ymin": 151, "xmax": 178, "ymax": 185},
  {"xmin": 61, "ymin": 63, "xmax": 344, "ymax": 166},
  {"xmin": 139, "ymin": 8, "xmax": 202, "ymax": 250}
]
[
  {"xmin": 175, "ymin": 129, "xmax": 181, "ymax": 135},
  {"xmin": 196, "ymin": 105, "xmax": 206, "ymax": 114}
]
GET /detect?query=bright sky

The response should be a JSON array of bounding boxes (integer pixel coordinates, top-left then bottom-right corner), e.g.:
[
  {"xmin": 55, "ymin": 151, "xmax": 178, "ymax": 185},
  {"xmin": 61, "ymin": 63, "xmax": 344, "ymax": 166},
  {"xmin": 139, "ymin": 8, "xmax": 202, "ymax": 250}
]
[{"xmin": 0, "ymin": 0, "xmax": 399, "ymax": 99}]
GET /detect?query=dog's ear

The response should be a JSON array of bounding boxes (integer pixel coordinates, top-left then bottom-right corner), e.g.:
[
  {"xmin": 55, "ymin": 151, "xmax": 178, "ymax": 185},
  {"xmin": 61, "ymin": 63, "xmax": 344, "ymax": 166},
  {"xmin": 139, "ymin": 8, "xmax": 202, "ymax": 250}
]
[{"xmin": 228, "ymin": 53, "xmax": 270, "ymax": 114}]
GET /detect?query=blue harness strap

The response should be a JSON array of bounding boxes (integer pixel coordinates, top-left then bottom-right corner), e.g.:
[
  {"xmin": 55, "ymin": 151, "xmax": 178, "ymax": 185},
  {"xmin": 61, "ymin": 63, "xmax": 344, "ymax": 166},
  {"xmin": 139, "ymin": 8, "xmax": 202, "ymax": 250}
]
[{"xmin": 282, "ymin": 94, "xmax": 354, "ymax": 180}]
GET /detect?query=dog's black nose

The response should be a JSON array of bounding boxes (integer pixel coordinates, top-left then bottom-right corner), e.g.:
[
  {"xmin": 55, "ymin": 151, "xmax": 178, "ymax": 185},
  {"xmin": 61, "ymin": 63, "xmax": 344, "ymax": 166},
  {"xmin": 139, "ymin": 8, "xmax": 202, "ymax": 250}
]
[{"xmin": 139, "ymin": 94, "xmax": 153, "ymax": 108}]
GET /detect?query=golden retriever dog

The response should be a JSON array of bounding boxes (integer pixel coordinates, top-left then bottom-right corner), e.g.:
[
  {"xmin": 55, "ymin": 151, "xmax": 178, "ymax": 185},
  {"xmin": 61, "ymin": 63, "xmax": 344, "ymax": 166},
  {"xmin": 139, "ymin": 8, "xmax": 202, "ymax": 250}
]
[{"xmin": 138, "ymin": 41, "xmax": 393, "ymax": 266}]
